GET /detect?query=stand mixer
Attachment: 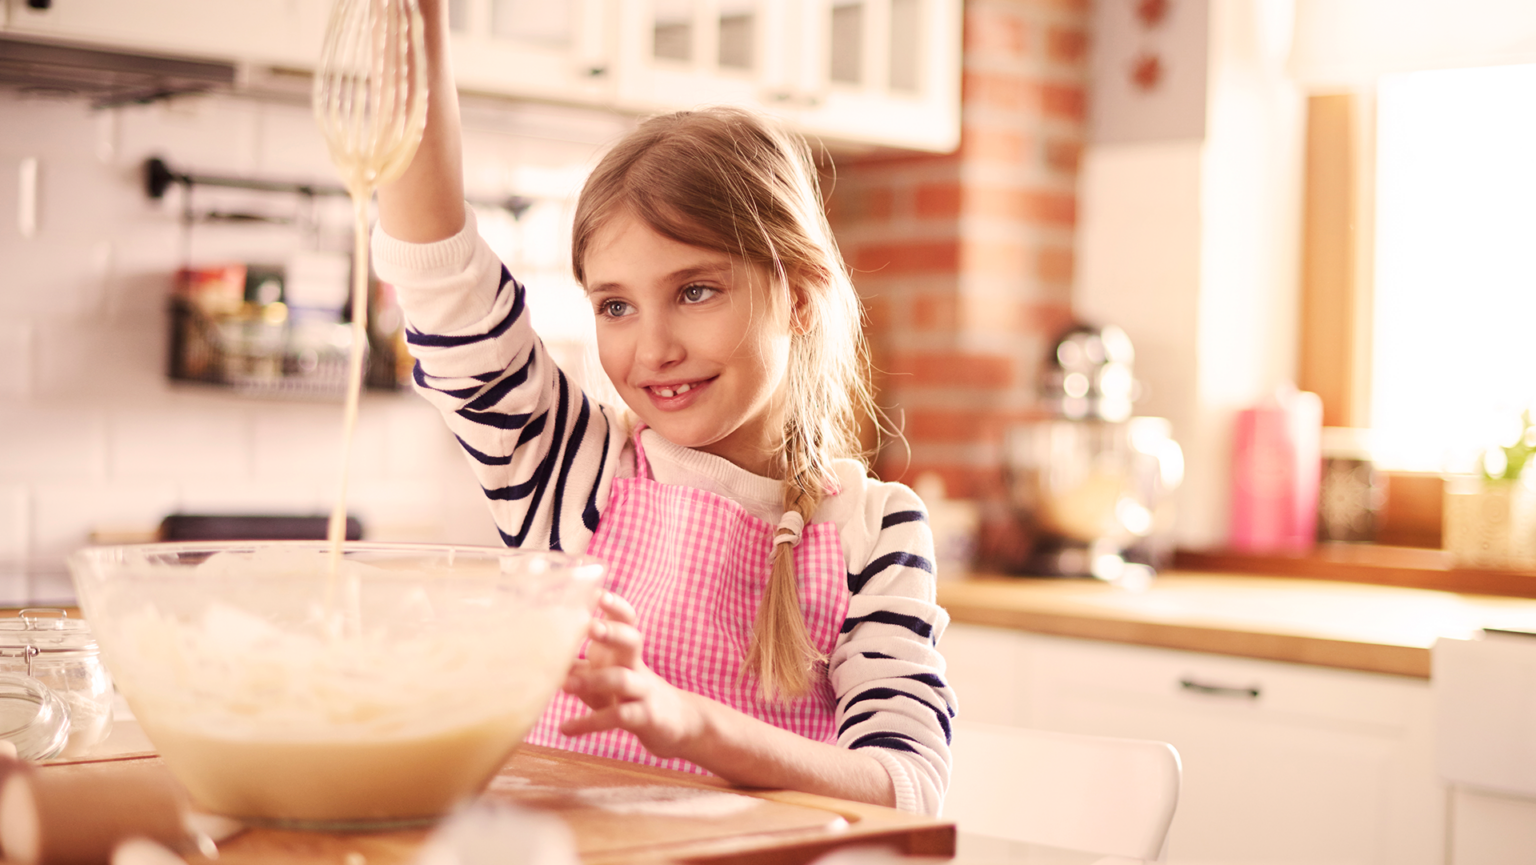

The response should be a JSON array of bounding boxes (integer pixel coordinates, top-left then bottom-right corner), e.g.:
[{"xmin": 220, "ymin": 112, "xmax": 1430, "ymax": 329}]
[{"xmin": 1004, "ymin": 324, "xmax": 1183, "ymax": 583}]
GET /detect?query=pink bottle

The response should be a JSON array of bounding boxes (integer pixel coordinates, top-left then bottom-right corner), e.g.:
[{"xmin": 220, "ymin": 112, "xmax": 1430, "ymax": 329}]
[{"xmin": 1229, "ymin": 387, "xmax": 1322, "ymax": 553}]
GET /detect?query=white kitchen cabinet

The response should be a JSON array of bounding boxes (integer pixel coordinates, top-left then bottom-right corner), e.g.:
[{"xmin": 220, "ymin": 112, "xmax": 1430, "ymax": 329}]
[
  {"xmin": 942, "ymin": 623, "xmax": 1444, "ymax": 865},
  {"xmin": 2, "ymin": 0, "xmax": 958, "ymax": 152},
  {"xmin": 1, "ymin": 0, "xmax": 328, "ymax": 68},
  {"xmin": 1447, "ymin": 787, "xmax": 1536, "ymax": 865},
  {"xmin": 1433, "ymin": 632, "xmax": 1536, "ymax": 864}
]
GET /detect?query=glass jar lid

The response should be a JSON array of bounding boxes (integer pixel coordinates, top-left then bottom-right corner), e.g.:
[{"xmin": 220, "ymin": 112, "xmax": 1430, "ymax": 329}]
[{"xmin": 0, "ymin": 609, "xmax": 99, "ymax": 658}]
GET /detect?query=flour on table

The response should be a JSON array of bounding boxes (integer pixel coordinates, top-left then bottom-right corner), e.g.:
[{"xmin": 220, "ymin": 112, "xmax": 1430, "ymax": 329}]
[{"xmin": 575, "ymin": 786, "xmax": 763, "ymax": 817}]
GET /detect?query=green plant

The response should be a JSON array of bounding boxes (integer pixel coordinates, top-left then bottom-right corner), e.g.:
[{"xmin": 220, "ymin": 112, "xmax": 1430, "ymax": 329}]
[{"xmin": 1483, "ymin": 409, "xmax": 1536, "ymax": 481}]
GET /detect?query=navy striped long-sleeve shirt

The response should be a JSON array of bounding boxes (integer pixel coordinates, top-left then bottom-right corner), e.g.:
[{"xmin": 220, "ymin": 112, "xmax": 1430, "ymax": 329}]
[{"xmin": 373, "ymin": 210, "xmax": 956, "ymax": 814}]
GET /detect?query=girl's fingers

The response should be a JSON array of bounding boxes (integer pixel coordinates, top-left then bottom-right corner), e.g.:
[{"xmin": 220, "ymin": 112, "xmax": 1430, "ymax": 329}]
[
  {"xmin": 562, "ymin": 666, "xmax": 611, "ymax": 710},
  {"xmin": 598, "ymin": 591, "xmax": 638, "ymax": 625},
  {"xmin": 565, "ymin": 665, "xmax": 648, "ymax": 705},
  {"xmin": 588, "ymin": 618, "xmax": 643, "ymax": 668},
  {"xmin": 560, "ymin": 700, "xmax": 661, "ymax": 738},
  {"xmin": 560, "ymin": 703, "xmax": 635, "ymax": 737}
]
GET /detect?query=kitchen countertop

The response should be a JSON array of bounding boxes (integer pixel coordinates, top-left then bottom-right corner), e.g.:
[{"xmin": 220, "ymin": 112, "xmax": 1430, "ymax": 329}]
[{"xmin": 938, "ymin": 570, "xmax": 1536, "ymax": 678}]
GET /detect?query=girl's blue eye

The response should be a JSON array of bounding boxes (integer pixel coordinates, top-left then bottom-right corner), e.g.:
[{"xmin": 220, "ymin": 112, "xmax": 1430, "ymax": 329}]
[
  {"xmin": 681, "ymin": 284, "xmax": 717, "ymax": 303},
  {"xmin": 598, "ymin": 299, "xmax": 630, "ymax": 318}
]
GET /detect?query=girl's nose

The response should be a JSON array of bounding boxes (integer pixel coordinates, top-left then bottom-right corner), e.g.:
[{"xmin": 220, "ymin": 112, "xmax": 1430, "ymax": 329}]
[{"xmin": 636, "ymin": 311, "xmax": 685, "ymax": 369}]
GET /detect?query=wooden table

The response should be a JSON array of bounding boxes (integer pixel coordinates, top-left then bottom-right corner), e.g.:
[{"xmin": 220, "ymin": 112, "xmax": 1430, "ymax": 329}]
[{"xmin": 45, "ymin": 733, "xmax": 955, "ymax": 865}]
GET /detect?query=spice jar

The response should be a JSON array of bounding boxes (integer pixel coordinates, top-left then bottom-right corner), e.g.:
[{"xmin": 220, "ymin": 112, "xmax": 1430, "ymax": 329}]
[{"xmin": 0, "ymin": 610, "xmax": 114, "ymax": 758}]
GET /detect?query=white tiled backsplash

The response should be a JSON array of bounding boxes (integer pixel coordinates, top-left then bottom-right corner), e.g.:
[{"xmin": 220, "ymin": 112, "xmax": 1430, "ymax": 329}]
[{"xmin": 0, "ymin": 88, "xmax": 629, "ymax": 602}]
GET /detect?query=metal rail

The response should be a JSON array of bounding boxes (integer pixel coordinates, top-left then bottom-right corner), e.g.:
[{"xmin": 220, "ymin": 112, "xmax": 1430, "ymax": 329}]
[{"xmin": 142, "ymin": 156, "xmax": 534, "ymax": 219}]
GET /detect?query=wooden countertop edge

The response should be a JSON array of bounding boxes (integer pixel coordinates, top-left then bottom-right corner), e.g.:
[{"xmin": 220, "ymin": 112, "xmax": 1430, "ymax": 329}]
[
  {"xmin": 581, "ymin": 820, "xmax": 953, "ymax": 865},
  {"xmin": 1176, "ymin": 546, "xmax": 1536, "ymax": 599},
  {"xmin": 937, "ymin": 587, "xmax": 1431, "ymax": 679},
  {"xmin": 586, "ymin": 806, "xmax": 953, "ymax": 865}
]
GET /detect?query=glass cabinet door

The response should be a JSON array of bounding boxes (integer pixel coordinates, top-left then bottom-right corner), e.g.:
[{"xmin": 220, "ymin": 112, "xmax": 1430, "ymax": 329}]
[
  {"xmin": 826, "ymin": 0, "xmax": 923, "ymax": 92},
  {"xmin": 650, "ymin": 0, "xmax": 692, "ymax": 63},
  {"xmin": 613, "ymin": 0, "xmax": 956, "ymax": 152},
  {"xmin": 798, "ymin": 0, "xmax": 960, "ymax": 152},
  {"xmin": 448, "ymin": 0, "xmax": 615, "ymax": 105},
  {"xmin": 617, "ymin": 0, "xmax": 792, "ymax": 115}
]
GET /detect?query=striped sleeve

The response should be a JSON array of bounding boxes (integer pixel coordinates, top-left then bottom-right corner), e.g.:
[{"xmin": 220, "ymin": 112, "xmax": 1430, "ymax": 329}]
[
  {"xmin": 372, "ymin": 212, "xmax": 625, "ymax": 554},
  {"xmin": 828, "ymin": 486, "xmax": 956, "ymax": 816}
]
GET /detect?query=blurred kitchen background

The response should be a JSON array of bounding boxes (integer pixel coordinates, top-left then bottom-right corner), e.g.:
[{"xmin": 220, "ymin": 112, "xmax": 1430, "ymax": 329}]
[{"xmin": 3, "ymin": 0, "xmax": 1536, "ymax": 600}]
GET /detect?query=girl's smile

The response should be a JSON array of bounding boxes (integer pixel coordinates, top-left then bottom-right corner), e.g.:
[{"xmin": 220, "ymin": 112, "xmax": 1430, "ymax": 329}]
[
  {"xmin": 642, "ymin": 376, "xmax": 711, "ymax": 405},
  {"xmin": 584, "ymin": 211, "xmax": 796, "ymax": 477}
]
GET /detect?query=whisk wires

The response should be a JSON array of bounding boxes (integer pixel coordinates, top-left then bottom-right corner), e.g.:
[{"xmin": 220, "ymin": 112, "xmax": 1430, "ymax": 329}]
[{"xmin": 313, "ymin": 0, "xmax": 429, "ymax": 200}]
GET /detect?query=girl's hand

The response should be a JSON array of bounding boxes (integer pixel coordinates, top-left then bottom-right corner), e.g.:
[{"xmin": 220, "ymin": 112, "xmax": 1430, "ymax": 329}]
[
  {"xmin": 559, "ymin": 592, "xmax": 706, "ymax": 760},
  {"xmin": 375, "ymin": 0, "xmax": 467, "ymax": 243},
  {"xmin": 561, "ymin": 593, "xmax": 896, "ymax": 809}
]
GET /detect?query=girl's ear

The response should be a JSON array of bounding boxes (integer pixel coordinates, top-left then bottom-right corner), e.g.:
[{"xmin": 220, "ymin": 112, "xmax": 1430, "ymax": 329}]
[{"xmin": 787, "ymin": 282, "xmax": 817, "ymax": 336}]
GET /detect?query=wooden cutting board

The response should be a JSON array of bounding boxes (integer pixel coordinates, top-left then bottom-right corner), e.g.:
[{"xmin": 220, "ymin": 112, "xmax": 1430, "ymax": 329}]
[
  {"xmin": 478, "ymin": 746, "xmax": 852, "ymax": 862},
  {"xmin": 66, "ymin": 745, "xmax": 951, "ymax": 865}
]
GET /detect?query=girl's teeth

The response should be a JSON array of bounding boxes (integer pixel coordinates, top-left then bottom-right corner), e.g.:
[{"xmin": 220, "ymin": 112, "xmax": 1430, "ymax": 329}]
[{"xmin": 655, "ymin": 383, "xmax": 693, "ymax": 397}]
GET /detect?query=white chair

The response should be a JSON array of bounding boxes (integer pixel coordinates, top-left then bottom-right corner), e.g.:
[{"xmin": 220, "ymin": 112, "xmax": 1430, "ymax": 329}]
[{"xmin": 943, "ymin": 720, "xmax": 1183, "ymax": 864}]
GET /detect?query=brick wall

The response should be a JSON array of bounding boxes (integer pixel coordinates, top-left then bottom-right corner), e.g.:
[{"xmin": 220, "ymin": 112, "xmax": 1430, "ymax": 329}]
[{"xmin": 829, "ymin": 0, "xmax": 1090, "ymax": 559}]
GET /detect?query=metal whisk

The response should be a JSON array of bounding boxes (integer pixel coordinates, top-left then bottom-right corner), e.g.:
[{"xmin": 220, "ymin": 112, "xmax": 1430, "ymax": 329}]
[
  {"xmin": 312, "ymin": 0, "xmax": 429, "ymax": 562},
  {"xmin": 313, "ymin": 0, "xmax": 429, "ymax": 200}
]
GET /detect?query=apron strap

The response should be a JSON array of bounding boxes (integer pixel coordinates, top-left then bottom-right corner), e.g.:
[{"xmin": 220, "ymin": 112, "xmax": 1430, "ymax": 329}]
[{"xmin": 631, "ymin": 425, "xmax": 655, "ymax": 481}]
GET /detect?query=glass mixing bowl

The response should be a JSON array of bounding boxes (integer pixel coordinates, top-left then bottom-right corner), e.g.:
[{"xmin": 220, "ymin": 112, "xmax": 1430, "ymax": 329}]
[{"xmin": 68, "ymin": 542, "xmax": 605, "ymax": 829}]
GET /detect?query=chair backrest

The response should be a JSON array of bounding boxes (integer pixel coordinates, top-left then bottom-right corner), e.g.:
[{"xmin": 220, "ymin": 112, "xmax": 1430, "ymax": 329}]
[{"xmin": 943, "ymin": 720, "xmax": 1182, "ymax": 864}]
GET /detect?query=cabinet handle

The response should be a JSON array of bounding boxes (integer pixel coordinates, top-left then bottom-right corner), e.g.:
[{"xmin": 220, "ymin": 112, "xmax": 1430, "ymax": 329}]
[
  {"xmin": 1179, "ymin": 677, "xmax": 1261, "ymax": 699},
  {"xmin": 762, "ymin": 90, "xmax": 823, "ymax": 108}
]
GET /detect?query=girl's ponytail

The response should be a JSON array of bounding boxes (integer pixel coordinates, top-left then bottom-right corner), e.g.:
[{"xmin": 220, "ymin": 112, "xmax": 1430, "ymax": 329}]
[{"xmin": 745, "ymin": 432, "xmax": 826, "ymax": 701}]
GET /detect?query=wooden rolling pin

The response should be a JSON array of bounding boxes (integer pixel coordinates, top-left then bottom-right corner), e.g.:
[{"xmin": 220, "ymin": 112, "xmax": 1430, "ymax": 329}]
[{"xmin": 0, "ymin": 759, "xmax": 240, "ymax": 865}]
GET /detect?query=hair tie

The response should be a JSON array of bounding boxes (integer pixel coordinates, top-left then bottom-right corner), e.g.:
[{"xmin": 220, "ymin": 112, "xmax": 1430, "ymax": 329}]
[{"xmin": 774, "ymin": 511, "xmax": 805, "ymax": 548}]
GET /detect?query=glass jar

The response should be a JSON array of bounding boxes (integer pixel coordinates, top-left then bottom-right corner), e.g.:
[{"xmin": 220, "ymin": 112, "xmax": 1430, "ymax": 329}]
[
  {"xmin": 0, "ymin": 674, "xmax": 71, "ymax": 760},
  {"xmin": 0, "ymin": 609, "xmax": 114, "ymax": 758}
]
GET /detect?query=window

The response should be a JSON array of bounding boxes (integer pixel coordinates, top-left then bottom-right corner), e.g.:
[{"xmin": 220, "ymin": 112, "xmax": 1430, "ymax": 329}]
[{"xmin": 1370, "ymin": 63, "xmax": 1536, "ymax": 472}]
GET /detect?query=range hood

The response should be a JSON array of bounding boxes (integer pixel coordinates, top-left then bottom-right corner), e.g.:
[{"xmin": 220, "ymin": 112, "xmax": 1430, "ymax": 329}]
[{"xmin": 0, "ymin": 35, "xmax": 237, "ymax": 106}]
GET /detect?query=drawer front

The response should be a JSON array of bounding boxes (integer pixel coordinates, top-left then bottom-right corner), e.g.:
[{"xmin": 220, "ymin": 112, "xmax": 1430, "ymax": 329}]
[{"xmin": 1022, "ymin": 632, "xmax": 1424, "ymax": 733}]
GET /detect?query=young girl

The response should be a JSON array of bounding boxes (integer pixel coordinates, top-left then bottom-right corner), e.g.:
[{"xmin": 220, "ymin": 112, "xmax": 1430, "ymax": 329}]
[{"xmin": 375, "ymin": 0, "xmax": 954, "ymax": 815}]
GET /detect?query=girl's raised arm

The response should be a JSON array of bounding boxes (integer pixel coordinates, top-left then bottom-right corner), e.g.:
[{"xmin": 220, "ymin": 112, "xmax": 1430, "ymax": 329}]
[{"xmin": 377, "ymin": 0, "xmax": 466, "ymax": 243}]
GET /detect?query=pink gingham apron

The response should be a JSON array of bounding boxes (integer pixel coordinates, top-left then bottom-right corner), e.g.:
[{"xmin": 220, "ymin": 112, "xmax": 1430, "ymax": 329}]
[{"xmin": 525, "ymin": 432, "xmax": 849, "ymax": 775}]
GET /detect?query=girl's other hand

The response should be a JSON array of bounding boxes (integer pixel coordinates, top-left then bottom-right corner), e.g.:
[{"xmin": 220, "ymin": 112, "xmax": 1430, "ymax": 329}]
[{"xmin": 559, "ymin": 592, "xmax": 706, "ymax": 759}]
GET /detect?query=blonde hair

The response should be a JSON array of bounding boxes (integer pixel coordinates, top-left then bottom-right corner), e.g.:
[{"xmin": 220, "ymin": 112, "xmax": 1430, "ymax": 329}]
[{"xmin": 572, "ymin": 106, "xmax": 875, "ymax": 700}]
